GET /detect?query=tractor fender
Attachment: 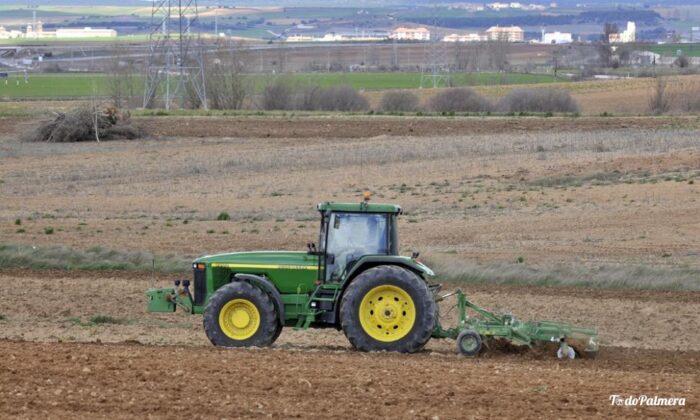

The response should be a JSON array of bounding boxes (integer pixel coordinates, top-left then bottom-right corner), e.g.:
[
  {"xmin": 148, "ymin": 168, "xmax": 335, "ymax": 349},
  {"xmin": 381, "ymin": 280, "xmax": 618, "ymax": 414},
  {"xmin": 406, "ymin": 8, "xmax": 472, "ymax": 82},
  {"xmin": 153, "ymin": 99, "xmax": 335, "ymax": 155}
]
[
  {"xmin": 342, "ymin": 255, "xmax": 435, "ymax": 286},
  {"xmin": 232, "ymin": 273, "xmax": 285, "ymax": 325}
]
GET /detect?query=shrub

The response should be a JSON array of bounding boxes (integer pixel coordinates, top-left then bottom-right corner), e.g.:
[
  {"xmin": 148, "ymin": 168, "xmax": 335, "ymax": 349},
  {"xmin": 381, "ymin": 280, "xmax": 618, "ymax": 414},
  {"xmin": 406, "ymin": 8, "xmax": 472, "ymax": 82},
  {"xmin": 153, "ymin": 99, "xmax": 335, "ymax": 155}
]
[
  {"xmin": 498, "ymin": 88, "xmax": 579, "ymax": 113},
  {"xmin": 296, "ymin": 85, "xmax": 324, "ymax": 111},
  {"xmin": 90, "ymin": 315, "xmax": 126, "ymax": 325},
  {"xmin": 674, "ymin": 55, "xmax": 689, "ymax": 68},
  {"xmin": 380, "ymin": 90, "xmax": 420, "ymax": 112},
  {"xmin": 217, "ymin": 212, "xmax": 230, "ymax": 221},
  {"xmin": 679, "ymin": 82, "xmax": 700, "ymax": 112},
  {"xmin": 14, "ymin": 219, "xmax": 21, "ymax": 226},
  {"xmin": 428, "ymin": 88, "xmax": 492, "ymax": 113},
  {"xmin": 44, "ymin": 227, "xmax": 54, "ymax": 235},
  {"xmin": 317, "ymin": 85, "xmax": 370, "ymax": 112},
  {"xmin": 261, "ymin": 78, "xmax": 296, "ymax": 110}
]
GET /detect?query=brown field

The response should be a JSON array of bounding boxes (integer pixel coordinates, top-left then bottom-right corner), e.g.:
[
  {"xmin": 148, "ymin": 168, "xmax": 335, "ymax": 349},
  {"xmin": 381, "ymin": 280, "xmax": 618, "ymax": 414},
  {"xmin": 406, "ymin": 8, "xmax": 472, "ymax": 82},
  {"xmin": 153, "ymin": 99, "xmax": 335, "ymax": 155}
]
[
  {"xmin": 0, "ymin": 114, "xmax": 699, "ymax": 417},
  {"xmin": 363, "ymin": 74, "xmax": 700, "ymax": 115}
]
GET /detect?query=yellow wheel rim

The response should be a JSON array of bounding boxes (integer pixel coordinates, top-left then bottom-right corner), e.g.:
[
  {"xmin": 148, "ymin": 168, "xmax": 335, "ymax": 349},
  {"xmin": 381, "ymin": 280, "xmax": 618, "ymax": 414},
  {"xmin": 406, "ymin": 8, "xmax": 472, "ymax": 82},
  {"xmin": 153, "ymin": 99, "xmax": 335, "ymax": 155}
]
[
  {"xmin": 218, "ymin": 299, "xmax": 260, "ymax": 340},
  {"xmin": 359, "ymin": 285, "xmax": 416, "ymax": 342}
]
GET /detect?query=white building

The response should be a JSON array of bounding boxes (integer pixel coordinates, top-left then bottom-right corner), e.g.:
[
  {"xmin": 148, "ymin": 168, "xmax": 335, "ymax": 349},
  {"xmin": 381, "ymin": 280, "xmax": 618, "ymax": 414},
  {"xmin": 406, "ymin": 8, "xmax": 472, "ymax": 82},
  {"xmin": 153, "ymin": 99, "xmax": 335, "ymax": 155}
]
[
  {"xmin": 0, "ymin": 26, "xmax": 23, "ymax": 39},
  {"xmin": 390, "ymin": 27, "xmax": 430, "ymax": 41},
  {"xmin": 485, "ymin": 26, "xmax": 524, "ymax": 42},
  {"xmin": 543, "ymin": 31, "xmax": 572, "ymax": 44},
  {"xmin": 55, "ymin": 27, "xmax": 117, "ymax": 39},
  {"xmin": 285, "ymin": 34, "xmax": 315, "ymax": 42},
  {"xmin": 443, "ymin": 33, "xmax": 486, "ymax": 42},
  {"xmin": 609, "ymin": 21, "xmax": 636, "ymax": 43}
]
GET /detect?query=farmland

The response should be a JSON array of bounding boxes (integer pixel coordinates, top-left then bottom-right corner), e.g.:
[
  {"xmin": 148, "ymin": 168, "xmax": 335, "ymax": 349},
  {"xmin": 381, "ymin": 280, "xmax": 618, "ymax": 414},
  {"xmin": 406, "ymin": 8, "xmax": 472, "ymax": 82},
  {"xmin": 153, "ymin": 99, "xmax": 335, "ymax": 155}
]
[
  {"xmin": 0, "ymin": 112, "xmax": 699, "ymax": 417},
  {"xmin": 0, "ymin": 71, "xmax": 562, "ymax": 99},
  {"xmin": 647, "ymin": 43, "xmax": 700, "ymax": 57}
]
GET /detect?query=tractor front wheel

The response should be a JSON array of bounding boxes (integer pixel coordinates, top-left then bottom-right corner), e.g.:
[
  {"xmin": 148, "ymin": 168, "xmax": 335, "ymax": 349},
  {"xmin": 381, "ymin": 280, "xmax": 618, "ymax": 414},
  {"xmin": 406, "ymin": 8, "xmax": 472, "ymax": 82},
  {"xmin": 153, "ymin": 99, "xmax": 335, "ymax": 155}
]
[
  {"xmin": 203, "ymin": 281, "xmax": 279, "ymax": 347},
  {"xmin": 340, "ymin": 265, "xmax": 436, "ymax": 353}
]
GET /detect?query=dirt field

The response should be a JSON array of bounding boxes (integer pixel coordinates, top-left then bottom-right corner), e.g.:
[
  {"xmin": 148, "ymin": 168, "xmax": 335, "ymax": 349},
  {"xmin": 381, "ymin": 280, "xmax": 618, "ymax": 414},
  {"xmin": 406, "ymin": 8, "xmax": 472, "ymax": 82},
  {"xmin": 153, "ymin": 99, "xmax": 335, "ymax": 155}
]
[
  {"xmin": 0, "ymin": 115, "xmax": 698, "ymax": 417},
  {"xmin": 0, "ymin": 269, "xmax": 698, "ymax": 418}
]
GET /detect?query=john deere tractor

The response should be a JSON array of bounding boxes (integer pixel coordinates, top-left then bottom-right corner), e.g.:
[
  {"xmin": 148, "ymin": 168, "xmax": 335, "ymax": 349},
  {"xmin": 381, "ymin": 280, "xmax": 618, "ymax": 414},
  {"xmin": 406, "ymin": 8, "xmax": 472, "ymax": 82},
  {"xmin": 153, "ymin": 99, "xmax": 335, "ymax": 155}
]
[{"xmin": 147, "ymin": 197, "xmax": 599, "ymax": 357}]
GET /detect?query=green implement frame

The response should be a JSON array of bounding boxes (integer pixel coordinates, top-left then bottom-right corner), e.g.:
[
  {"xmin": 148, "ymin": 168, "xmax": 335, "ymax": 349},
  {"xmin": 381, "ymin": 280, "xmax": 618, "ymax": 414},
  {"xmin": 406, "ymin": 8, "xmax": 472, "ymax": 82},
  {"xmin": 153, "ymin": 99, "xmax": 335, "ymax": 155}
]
[{"xmin": 432, "ymin": 289, "xmax": 599, "ymax": 358}]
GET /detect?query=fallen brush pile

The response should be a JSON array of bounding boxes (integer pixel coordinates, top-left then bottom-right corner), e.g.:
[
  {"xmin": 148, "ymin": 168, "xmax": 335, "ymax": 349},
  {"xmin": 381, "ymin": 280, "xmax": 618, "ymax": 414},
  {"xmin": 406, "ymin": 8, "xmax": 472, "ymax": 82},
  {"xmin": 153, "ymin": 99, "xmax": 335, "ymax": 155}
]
[{"xmin": 24, "ymin": 107, "xmax": 143, "ymax": 142}]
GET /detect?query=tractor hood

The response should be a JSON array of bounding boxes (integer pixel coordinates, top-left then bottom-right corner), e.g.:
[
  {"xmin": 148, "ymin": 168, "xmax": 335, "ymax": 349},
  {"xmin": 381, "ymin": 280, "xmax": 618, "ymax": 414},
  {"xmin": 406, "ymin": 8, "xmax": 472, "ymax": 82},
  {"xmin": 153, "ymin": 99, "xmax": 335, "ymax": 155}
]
[{"xmin": 194, "ymin": 251, "xmax": 319, "ymax": 269}]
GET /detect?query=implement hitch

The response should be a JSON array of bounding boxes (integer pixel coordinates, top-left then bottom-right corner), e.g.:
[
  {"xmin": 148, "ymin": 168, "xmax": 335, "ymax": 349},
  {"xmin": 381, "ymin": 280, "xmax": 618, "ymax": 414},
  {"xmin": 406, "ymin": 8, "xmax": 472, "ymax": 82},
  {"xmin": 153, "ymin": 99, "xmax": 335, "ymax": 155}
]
[
  {"xmin": 432, "ymin": 289, "xmax": 599, "ymax": 359},
  {"xmin": 146, "ymin": 280, "xmax": 194, "ymax": 314}
]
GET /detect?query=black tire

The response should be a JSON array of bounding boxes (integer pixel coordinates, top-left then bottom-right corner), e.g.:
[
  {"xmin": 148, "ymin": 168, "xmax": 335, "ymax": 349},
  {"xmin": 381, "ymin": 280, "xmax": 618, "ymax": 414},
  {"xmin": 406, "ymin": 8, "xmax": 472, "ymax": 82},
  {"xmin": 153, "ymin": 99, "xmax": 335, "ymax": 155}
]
[
  {"xmin": 340, "ymin": 265, "xmax": 436, "ymax": 353},
  {"xmin": 456, "ymin": 330, "xmax": 482, "ymax": 357},
  {"xmin": 203, "ymin": 281, "xmax": 279, "ymax": 347}
]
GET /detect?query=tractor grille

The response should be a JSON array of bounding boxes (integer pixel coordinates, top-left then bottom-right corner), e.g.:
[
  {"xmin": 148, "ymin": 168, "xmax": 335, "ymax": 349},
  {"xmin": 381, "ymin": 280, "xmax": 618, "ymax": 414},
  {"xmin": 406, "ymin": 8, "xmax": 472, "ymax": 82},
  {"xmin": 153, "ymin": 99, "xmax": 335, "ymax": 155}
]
[{"xmin": 193, "ymin": 268, "xmax": 206, "ymax": 305}]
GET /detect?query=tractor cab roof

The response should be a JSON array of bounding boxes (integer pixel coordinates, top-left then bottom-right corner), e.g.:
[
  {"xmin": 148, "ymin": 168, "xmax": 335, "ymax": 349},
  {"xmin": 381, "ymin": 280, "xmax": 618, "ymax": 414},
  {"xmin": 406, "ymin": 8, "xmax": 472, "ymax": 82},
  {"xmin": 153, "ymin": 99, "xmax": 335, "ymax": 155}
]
[{"xmin": 317, "ymin": 201, "xmax": 402, "ymax": 214}]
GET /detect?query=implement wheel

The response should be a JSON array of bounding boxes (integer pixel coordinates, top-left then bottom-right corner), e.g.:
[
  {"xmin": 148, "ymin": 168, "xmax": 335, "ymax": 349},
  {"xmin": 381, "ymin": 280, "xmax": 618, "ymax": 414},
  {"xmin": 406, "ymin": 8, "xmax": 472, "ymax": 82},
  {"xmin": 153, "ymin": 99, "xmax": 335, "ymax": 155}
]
[
  {"xmin": 203, "ymin": 281, "xmax": 279, "ymax": 347},
  {"xmin": 456, "ymin": 330, "xmax": 482, "ymax": 357},
  {"xmin": 340, "ymin": 265, "xmax": 435, "ymax": 353}
]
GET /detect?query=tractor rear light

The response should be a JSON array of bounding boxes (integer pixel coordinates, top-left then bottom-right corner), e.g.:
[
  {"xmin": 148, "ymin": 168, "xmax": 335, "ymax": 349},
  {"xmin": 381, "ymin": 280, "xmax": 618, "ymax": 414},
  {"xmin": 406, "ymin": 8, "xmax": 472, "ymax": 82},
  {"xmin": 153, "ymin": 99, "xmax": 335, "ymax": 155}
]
[{"xmin": 193, "ymin": 263, "xmax": 205, "ymax": 270}]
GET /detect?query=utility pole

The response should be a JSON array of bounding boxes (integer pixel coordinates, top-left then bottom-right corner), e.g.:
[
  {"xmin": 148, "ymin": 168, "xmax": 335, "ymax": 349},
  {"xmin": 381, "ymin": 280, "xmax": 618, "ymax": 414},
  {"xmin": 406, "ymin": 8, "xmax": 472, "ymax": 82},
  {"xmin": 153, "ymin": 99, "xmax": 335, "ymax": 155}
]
[
  {"xmin": 143, "ymin": 0, "xmax": 207, "ymax": 110},
  {"xmin": 420, "ymin": 1, "xmax": 450, "ymax": 88}
]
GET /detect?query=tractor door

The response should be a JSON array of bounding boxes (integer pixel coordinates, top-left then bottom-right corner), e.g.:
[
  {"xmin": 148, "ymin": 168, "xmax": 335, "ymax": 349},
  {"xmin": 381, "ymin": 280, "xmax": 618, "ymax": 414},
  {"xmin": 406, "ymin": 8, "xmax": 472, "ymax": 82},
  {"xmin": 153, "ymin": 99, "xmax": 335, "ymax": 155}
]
[{"xmin": 322, "ymin": 212, "xmax": 390, "ymax": 282}]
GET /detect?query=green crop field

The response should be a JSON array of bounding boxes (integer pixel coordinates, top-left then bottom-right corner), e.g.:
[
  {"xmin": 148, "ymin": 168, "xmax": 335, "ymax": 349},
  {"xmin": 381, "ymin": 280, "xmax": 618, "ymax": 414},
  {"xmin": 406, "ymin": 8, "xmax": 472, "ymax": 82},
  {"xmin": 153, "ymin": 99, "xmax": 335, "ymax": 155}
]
[
  {"xmin": 647, "ymin": 43, "xmax": 700, "ymax": 58},
  {"xmin": 0, "ymin": 73, "xmax": 110, "ymax": 98},
  {"xmin": 0, "ymin": 71, "xmax": 562, "ymax": 99}
]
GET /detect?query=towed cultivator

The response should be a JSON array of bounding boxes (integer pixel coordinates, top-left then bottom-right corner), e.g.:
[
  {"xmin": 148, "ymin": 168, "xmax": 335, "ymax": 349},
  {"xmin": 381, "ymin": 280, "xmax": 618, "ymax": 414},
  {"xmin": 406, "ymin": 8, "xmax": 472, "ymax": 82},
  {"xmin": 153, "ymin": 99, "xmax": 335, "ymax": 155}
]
[
  {"xmin": 433, "ymin": 289, "xmax": 598, "ymax": 358},
  {"xmin": 147, "ymin": 196, "xmax": 599, "ymax": 358}
]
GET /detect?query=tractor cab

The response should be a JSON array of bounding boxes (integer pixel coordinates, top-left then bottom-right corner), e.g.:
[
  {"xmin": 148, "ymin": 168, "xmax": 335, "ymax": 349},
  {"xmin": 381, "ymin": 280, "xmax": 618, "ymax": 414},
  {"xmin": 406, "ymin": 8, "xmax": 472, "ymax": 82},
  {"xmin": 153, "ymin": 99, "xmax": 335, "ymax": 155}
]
[{"xmin": 314, "ymin": 198, "xmax": 401, "ymax": 283}]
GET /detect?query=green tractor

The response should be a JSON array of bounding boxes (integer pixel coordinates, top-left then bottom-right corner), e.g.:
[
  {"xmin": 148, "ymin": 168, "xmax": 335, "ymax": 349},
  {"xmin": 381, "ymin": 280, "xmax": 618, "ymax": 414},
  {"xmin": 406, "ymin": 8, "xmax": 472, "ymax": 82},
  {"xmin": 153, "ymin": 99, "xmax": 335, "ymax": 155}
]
[{"xmin": 147, "ymin": 197, "xmax": 599, "ymax": 358}]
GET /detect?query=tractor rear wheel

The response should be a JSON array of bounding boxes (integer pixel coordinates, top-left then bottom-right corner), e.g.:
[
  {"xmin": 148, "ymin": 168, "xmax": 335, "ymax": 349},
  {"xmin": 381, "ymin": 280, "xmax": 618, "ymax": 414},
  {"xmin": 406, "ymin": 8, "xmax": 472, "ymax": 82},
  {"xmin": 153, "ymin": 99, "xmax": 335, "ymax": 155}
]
[
  {"xmin": 340, "ymin": 265, "xmax": 435, "ymax": 353},
  {"xmin": 203, "ymin": 281, "xmax": 279, "ymax": 347}
]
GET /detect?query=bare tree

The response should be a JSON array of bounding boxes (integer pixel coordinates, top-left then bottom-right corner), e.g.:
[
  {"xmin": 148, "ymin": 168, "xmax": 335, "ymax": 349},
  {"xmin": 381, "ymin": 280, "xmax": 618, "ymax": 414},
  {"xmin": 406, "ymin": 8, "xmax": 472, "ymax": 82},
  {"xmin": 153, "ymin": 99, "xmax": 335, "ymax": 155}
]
[
  {"xmin": 191, "ymin": 40, "xmax": 249, "ymax": 110},
  {"xmin": 107, "ymin": 44, "xmax": 138, "ymax": 109},
  {"xmin": 648, "ymin": 77, "xmax": 672, "ymax": 115},
  {"xmin": 485, "ymin": 40, "xmax": 509, "ymax": 72}
]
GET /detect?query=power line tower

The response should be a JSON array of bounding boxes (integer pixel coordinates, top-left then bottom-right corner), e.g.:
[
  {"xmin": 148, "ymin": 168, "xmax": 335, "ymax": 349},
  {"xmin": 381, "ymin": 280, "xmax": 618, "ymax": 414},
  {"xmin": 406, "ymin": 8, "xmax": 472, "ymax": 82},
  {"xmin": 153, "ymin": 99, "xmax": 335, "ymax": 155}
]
[
  {"xmin": 420, "ymin": 2, "xmax": 450, "ymax": 89},
  {"xmin": 143, "ymin": 0, "xmax": 207, "ymax": 109}
]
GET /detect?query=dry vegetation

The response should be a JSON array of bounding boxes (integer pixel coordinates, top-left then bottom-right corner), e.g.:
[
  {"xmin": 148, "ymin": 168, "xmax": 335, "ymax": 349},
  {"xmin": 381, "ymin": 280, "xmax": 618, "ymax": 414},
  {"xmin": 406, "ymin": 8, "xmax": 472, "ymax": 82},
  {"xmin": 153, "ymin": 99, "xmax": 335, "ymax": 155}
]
[
  {"xmin": 22, "ymin": 106, "xmax": 142, "ymax": 143},
  {"xmin": 2, "ymin": 124, "xmax": 699, "ymax": 289}
]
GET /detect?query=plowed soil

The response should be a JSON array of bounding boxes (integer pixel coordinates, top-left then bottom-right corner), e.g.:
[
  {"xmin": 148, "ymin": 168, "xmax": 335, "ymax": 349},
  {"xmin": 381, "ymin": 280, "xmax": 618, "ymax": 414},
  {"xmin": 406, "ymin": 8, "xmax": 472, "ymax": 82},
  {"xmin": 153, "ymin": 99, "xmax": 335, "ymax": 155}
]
[
  {"xmin": 0, "ymin": 269, "xmax": 697, "ymax": 419},
  {"xmin": 128, "ymin": 115, "xmax": 700, "ymax": 139},
  {"xmin": 1, "ymin": 340, "xmax": 697, "ymax": 419}
]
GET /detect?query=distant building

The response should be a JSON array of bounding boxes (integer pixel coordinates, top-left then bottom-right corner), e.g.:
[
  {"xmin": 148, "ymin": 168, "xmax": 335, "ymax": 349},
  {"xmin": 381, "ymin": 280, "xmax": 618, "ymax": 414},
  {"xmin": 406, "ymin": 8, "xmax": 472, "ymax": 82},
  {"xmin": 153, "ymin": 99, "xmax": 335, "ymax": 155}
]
[
  {"xmin": 543, "ymin": 31, "xmax": 572, "ymax": 44},
  {"xmin": 7, "ymin": 23, "xmax": 117, "ymax": 39},
  {"xmin": 390, "ymin": 27, "xmax": 430, "ymax": 41},
  {"xmin": 487, "ymin": 2, "xmax": 510, "ymax": 10},
  {"xmin": 0, "ymin": 26, "xmax": 23, "ymax": 39},
  {"xmin": 285, "ymin": 34, "xmax": 315, "ymax": 42},
  {"xmin": 629, "ymin": 51, "xmax": 660, "ymax": 66},
  {"xmin": 286, "ymin": 32, "xmax": 388, "ymax": 43},
  {"xmin": 443, "ymin": 33, "xmax": 486, "ymax": 42},
  {"xmin": 609, "ymin": 22, "xmax": 636, "ymax": 43},
  {"xmin": 485, "ymin": 26, "xmax": 524, "ymax": 42},
  {"xmin": 55, "ymin": 27, "xmax": 117, "ymax": 38}
]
